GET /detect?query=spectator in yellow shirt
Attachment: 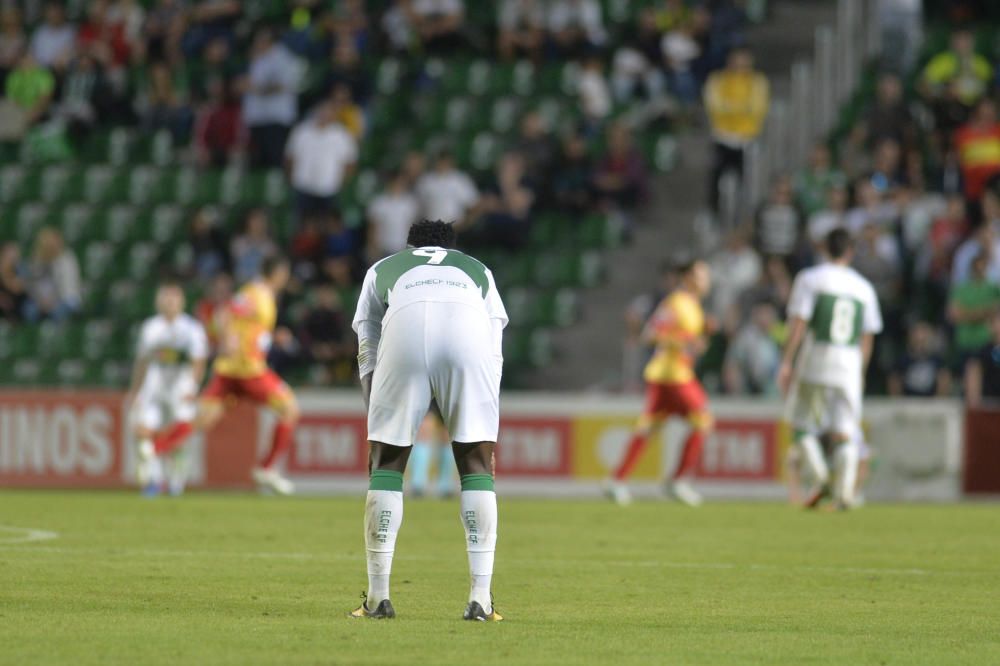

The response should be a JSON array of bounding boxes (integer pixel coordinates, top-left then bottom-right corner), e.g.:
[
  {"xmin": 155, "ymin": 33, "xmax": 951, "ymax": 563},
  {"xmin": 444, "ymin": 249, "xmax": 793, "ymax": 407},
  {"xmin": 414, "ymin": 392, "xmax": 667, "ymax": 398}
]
[
  {"xmin": 920, "ymin": 29, "xmax": 992, "ymax": 133},
  {"xmin": 703, "ymin": 47, "xmax": 769, "ymax": 212}
]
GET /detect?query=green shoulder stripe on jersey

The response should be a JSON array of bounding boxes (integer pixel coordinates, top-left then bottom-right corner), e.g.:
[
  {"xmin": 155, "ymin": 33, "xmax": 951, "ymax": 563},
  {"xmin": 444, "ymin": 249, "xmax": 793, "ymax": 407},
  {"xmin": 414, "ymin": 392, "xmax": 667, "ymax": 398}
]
[
  {"xmin": 810, "ymin": 293, "xmax": 864, "ymax": 346},
  {"xmin": 373, "ymin": 249, "xmax": 490, "ymax": 303}
]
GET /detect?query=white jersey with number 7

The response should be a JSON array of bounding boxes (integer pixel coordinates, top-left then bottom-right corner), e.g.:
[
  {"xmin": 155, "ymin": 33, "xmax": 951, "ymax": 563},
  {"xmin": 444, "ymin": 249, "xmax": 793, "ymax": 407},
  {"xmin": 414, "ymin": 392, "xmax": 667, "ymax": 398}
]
[{"xmin": 787, "ymin": 262, "xmax": 883, "ymax": 392}]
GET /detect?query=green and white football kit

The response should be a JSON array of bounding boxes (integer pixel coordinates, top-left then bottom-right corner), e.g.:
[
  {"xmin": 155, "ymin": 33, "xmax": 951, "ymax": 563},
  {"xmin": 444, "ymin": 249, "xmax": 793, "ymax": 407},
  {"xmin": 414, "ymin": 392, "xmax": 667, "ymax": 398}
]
[
  {"xmin": 786, "ymin": 262, "xmax": 883, "ymax": 439},
  {"xmin": 352, "ymin": 246, "xmax": 509, "ymax": 446}
]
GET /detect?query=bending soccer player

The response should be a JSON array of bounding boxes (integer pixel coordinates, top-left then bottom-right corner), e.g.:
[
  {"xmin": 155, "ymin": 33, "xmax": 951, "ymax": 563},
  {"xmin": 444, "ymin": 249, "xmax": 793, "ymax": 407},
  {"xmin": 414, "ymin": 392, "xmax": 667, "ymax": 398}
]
[
  {"xmin": 151, "ymin": 256, "xmax": 300, "ymax": 495},
  {"xmin": 778, "ymin": 229, "xmax": 883, "ymax": 511},
  {"xmin": 350, "ymin": 220, "xmax": 507, "ymax": 621},
  {"xmin": 129, "ymin": 280, "xmax": 209, "ymax": 496},
  {"xmin": 607, "ymin": 259, "xmax": 713, "ymax": 507}
]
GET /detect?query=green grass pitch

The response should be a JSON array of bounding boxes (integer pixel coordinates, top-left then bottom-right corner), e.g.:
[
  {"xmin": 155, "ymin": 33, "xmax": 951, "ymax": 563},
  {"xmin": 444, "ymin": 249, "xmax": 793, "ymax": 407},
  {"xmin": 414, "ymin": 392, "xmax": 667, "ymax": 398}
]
[{"xmin": 1, "ymin": 491, "xmax": 998, "ymax": 665}]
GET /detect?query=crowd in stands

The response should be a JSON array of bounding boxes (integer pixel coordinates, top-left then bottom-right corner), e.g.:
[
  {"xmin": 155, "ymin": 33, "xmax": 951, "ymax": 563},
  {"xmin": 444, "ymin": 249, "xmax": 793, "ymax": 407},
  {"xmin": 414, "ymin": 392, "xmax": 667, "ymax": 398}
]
[
  {"xmin": 0, "ymin": 0, "xmax": 757, "ymax": 385},
  {"xmin": 644, "ymin": 4, "xmax": 1000, "ymax": 404}
]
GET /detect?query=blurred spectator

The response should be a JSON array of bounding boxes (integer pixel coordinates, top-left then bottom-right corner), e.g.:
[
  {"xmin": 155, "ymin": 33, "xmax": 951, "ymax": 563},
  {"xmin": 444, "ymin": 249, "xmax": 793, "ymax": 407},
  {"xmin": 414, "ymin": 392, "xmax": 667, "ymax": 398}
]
[
  {"xmin": 707, "ymin": 227, "xmax": 761, "ymax": 332},
  {"xmin": 551, "ymin": 132, "xmax": 594, "ymax": 215},
  {"xmin": 794, "ymin": 143, "xmax": 845, "ymax": 217},
  {"xmin": 869, "ymin": 138, "xmax": 905, "ymax": 191},
  {"xmin": 592, "ymin": 122, "xmax": 648, "ymax": 210},
  {"xmin": 547, "ymin": 0, "xmax": 607, "ymax": 57},
  {"xmin": 285, "ymin": 99, "xmax": 358, "ymax": 221},
  {"xmin": 78, "ymin": 0, "xmax": 131, "ymax": 71},
  {"xmin": 24, "ymin": 228, "xmax": 81, "ymax": 322},
  {"xmin": 807, "ymin": 183, "xmax": 850, "ymax": 252},
  {"xmin": 325, "ymin": 39, "xmax": 371, "ymax": 107},
  {"xmin": 137, "ymin": 61, "xmax": 192, "ymax": 141},
  {"xmin": 0, "ymin": 7, "xmax": 26, "ymax": 88},
  {"xmin": 0, "ymin": 242, "xmax": 26, "ymax": 322},
  {"xmin": 920, "ymin": 29, "xmax": 991, "ymax": 132},
  {"xmin": 29, "ymin": 2, "xmax": 76, "ymax": 72},
  {"xmin": 952, "ymin": 219, "xmax": 1000, "ymax": 284},
  {"xmin": 187, "ymin": 207, "xmax": 230, "ymax": 280},
  {"xmin": 291, "ymin": 214, "xmax": 327, "ymax": 282},
  {"xmin": 401, "ymin": 150, "xmax": 427, "ymax": 188},
  {"xmin": 954, "ymin": 98, "xmax": 1000, "ymax": 202},
  {"xmin": 877, "ymin": 0, "xmax": 922, "ymax": 75},
  {"xmin": 916, "ymin": 195, "xmax": 968, "ymax": 310},
  {"xmin": 577, "ymin": 55, "xmax": 611, "ymax": 129},
  {"xmin": 853, "ymin": 221, "xmax": 903, "ymax": 313},
  {"xmin": 653, "ymin": 0, "xmax": 693, "ymax": 32},
  {"xmin": 498, "ymin": 0, "xmax": 545, "ymax": 61},
  {"xmin": 722, "ymin": 301, "xmax": 780, "ymax": 395},
  {"xmin": 330, "ymin": 83, "xmax": 365, "ymax": 139},
  {"xmin": 753, "ymin": 176, "xmax": 802, "ymax": 265},
  {"xmin": 325, "ymin": 0, "xmax": 370, "ymax": 54},
  {"xmin": 381, "ymin": 1, "xmax": 415, "ymax": 52},
  {"xmin": 195, "ymin": 272, "xmax": 234, "ymax": 350},
  {"xmin": 704, "ymin": 46, "xmax": 769, "ymax": 211},
  {"xmin": 242, "ymin": 27, "xmax": 302, "ymax": 169},
  {"xmin": 611, "ymin": 10, "xmax": 666, "ymax": 103},
  {"xmin": 851, "ymin": 73, "xmax": 916, "ymax": 153},
  {"xmin": 949, "ymin": 252, "xmax": 1000, "ymax": 364},
  {"xmin": 193, "ymin": 77, "xmax": 243, "ymax": 168},
  {"xmin": 182, "ymin": 0, "xmax": 241, "ymax": 58},
  {"xmin": 899, "ymin": 155, "xmax": 948, "ymax": 253},
  {"xmin": 737, "ymin": 255, "xmax": 792, "ymax": 317},
  {"xmin": 321, "ymin": 212, "xmax": 361, "ymax": 287},
  {"xmin": 189, "ymin": 37, "xmax": 239, "ymax": 101},
  {"xmin": 367, "ymin": 169, "xmax": 420, "ymax": 260},
  {"xmin": 964, "ymin": 311, "xmax": 1000, "ymax": 406},
  {"xmin": 230, "ymin": 209, "xmax": 278, "ymax": 284},
  {"xmin": 661, "ymin": 22, "xmax": 700, "ymax": 108},
  {"xmin": 4, "ymin": 53, "xmax": 55, "ymax": 131},
  {"xmin": 298, "ymin": 283, "xmax": 353, "ymax": 376},
  {"xmin": 411, "ymin": 0, "xmax": 466, "ymax": 54},
  {"xmin": 473, "ymin": 152, "xmax": 535, "ymax": 251},
  {"xmin": 56, "ymin": 53, "xmax": 112, "ymax": 144},
  {"xmin": 846, "ymin": 176, "xmax": 898, "ymax": 235},
  {"xmin": 888, "ymin": 322, "xmax": 950, "ymax": 397},
  {"xmin": 144, "ymin": 0, "xmax": 187, "ymax": 63},
  {"xmin": 514, "ymin": 111, "xmax": 556, "ymax": 191},
  {"xmin": 107, "ymin": 0, "xmax": 146, "ymax": 54},
  {"xmin": 416, "ymin": 150, "xmax": 480, "ymax": 227}
]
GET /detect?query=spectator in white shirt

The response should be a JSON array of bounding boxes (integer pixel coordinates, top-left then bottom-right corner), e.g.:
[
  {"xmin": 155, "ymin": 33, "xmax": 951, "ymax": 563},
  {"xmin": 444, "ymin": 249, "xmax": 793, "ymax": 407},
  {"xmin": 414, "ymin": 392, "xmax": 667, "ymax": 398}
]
[
  {"xmin": 30, "ymin": 2, "xmax": 76, "ymax": 72},
  {"xmin": 24, "ymin": 227, "xmax": 81, "ymax": 322},
  {"xmin": 412, "ymin": 0, "xmax": 466, "ymax": 54},
  {"xmin": 578, "ymin": 56, "xmax": 611, "ymax": 128},
  {"xmin": 241, "ymin": 27, "xmax": 302, "ymax": 169},
  {"xmin": 498, "ymin": 0, "xmax": 545, "ymax": 60},
  {"xmin": 285, "ymin": 99, "xmax": 358, "ymax": 221},
  {"xmin": 367, "ymin": 169, "xmax": 421, "ymax": 260},
  {"xmin": 807, "ymin": 183, "xmax": 850, "ymax": 252},
  {"xmin": 416, "ymin": 150, "xmax": 480, "ymax": 227},
  {"xmin": 548, "ymin": 0, "xmax": 606, "ymax": 57}
]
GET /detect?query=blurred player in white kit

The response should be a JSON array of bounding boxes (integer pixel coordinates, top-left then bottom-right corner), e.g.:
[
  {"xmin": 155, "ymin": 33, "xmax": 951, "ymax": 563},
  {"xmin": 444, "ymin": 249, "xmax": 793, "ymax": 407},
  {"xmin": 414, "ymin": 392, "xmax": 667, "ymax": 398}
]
[
  {"xmin": 778, "ymin": 229, "xmax": 883, "ymax": 510},
  {"xmin": 127, "ymin": 279, "xmax": 209, "ymax": 496}
]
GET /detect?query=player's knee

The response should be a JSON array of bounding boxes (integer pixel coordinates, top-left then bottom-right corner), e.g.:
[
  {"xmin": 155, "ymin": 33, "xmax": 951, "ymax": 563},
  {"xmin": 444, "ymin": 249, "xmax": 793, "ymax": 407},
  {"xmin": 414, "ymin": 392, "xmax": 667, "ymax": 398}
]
[
  {"xmin": 133, "ymin": 425, "xmax": 154, "ymax": 439},
  {"xmin": 452, "ymin": 442, "xmax": 494, "ymax": 477},
  {"xmin": 196, "ymin": 401, "xmax": 223, "ymax": 428},
  {"xmin": 278, "ymin": 398, "xmax": 300, "ymax": 424},
  {"xmin": 369, "ymin": 441, "xmax": 409, "ymax": 473},
  {"xmin": 688, "ymin": 410, "xmax": 713, "ymax": 432}
]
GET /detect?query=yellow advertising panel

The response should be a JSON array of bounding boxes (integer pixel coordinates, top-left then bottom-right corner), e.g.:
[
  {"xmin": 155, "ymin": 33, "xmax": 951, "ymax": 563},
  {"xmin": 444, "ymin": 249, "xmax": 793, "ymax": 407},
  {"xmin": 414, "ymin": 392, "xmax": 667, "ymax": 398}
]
[{"xmin": 571, "ymin": 415, "xmax": 665, "ymax": 480}]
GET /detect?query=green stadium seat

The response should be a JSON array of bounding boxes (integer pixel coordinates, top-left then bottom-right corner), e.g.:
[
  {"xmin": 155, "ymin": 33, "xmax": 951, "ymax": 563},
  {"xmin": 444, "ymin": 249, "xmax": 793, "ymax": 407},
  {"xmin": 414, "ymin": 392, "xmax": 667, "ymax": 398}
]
[
  {"xmin": 15, "ymin": 202, "xmax": 51, "ymax": 243},
  {"xmin": 128, "ymin": 166, "xmax": 170, "ymax": 205},
  {"xmin": 150, "ymin": 205, "xmax": 186, "ymax": 244},
  {"xmin": 100, "ymin": 360, "xmax": 130, "ymax": 388},
  {"xmin": 83, "ymin": 241, "xmax": 117, "ymax": 284},
  {"xmin": 490, "ymin": 96, "xmax": 522, "ymax": 134},
  {"xmin": 12, "ymin": 358, "xmax": 43, "ymax": 386},
  {"xmin": 0, "ymin": 165, "xmax": 40, "ymax": 204},
  {"xmin": 36, "ymin": 321, "xmax": 74, "ymax": 359},
  {"xmin": 81, "ymin": 319, "xmax": 117, "ymax": 361},
  {"xmin": 501, "ymin": 287, "xmax": 535, "ymax": 327},
  {"xmin": 38, "ymin": 165, "xmax": 84, "ymax": 204},
  {"xmin": 84, "ymin": 165, "xmax": 129, "ymax": 204},
  {"xmin": 375, "ymin": 58, "xmax": 404, "ymax": 95},
  {"xmin": 59, "ymin": 203, "xmax": 97, "ymax": 245},
  {"xmin": 0, "ymin": 321, "xmax": 14, "ymax": 360},
  {"xmin": 102, "ymin": 204, "xmax": 141, "ymax": 243},
  {"xmin": 55, "ymin": 358, "xmax": 89, "ymax": 386},
  {"xmin": 129, "ymin": 242, "xmax": 160, "ymax": 281},
  {"xmin": 532, "ymin": 289, "xmax": 579, "ymax": 327}
]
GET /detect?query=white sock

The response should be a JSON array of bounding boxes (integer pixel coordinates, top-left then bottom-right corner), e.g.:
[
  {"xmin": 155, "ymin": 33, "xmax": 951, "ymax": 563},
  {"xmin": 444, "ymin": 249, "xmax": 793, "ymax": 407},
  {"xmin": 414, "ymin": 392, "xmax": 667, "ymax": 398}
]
[
  {"xmin": 364, "ymin": 489, "xmax": 403, "ymax": 606},
  {"xmin": 798, "ymin": 434, "xmax": 829, "ymax": 485},
  {"xmin": 460, "ymin": 490, "xmax": 497, "ymax": 613},
  {"xmin": 833, "ymin": 442, "xmax": 859, "ymax": 506}
]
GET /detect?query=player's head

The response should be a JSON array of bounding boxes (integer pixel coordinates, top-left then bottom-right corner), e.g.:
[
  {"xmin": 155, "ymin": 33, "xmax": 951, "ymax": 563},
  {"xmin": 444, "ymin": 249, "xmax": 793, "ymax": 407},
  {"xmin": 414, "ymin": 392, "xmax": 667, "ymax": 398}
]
[
  {"xmin": 261, "ymin": 254, "xmax": 291, "ymax": 291},
  {"xmin": 156, "ymin": 279, "xmax": 186, "ymax": 319},
  {"xmin": 677, "ymin": 258, "xmax": 711, "ymax": 297},
  {"xmin": 824, "ymin": 228, "xmax": 854, "ymax": 264},
  {"xmin": 407, "ymin": 220, "xmax": 456, "ymax": 249}
]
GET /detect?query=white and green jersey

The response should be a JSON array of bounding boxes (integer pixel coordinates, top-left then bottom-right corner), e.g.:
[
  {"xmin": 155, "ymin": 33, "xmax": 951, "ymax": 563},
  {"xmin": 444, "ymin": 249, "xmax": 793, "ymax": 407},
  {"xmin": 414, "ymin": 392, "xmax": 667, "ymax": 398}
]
[
  {"xmin": 787, "ymin": 262, "xmax": 882, "ymax": 391},
  {"xmin": 352, "ymin": 246, "xmax": 508, "ymax": 378}
]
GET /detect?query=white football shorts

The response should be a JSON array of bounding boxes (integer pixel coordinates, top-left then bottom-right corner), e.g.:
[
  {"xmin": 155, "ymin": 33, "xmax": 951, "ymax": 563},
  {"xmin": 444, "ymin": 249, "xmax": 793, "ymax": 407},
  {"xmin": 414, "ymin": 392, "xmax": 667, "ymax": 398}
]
[
  {"xmin": 133, "ymin": 372, "xmax": 199, "ymax": 430},
  {"xmin": 368, "ymin": 301, "xmax": 501, "ymax": 446},
  {"xmin": 786, "ymin": 381, "xmax": 861, "ymax": 439}
]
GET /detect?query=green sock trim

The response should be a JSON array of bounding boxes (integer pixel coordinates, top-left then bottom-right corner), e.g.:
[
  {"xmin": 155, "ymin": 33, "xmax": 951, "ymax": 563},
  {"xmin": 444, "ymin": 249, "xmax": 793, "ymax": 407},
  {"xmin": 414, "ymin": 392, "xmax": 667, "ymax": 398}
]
[
  {"xmin": 460, "ymin": 474, "xmax": 494, "ymax": 492},
  {"xmin": 369, "ymin": 469, "xmax": 404, "ymax": 492}
]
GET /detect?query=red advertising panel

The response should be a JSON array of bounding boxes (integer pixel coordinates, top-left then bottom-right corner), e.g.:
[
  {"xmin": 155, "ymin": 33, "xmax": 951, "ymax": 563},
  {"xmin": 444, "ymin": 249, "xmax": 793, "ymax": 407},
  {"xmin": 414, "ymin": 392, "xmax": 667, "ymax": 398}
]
[
  {"xmin": 202, "ymin": 404, "xmax": 260, "ymax": 489},
  {"xmin": 285, "ymin": 413, "xmax": 369, "ymax": 475},
  {"xmin": 696, "ymin": 420, "xmax": 777, "ymax": 481},
  {"xmin": 963, "ymin": 406, "xmax": 1000, "ymax": 494},
  {"xmin": 495, "ymin": 418, "xmax": 572, "ymax": 477},
  {"xmin": 0, "ymin": 391, "xmax": 124, "ymax": 487}
]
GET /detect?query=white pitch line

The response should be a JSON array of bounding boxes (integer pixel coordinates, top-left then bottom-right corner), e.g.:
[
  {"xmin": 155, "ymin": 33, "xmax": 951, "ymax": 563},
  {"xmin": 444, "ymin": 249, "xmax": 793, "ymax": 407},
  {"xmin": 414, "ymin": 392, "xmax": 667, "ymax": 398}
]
[
  {"xmin": 0, "ymin": 525, "xmax": 59, "ymax": 544},
  {"xmin": 0, "ymin": 543, "xmax": 991, "ymax": 577}
]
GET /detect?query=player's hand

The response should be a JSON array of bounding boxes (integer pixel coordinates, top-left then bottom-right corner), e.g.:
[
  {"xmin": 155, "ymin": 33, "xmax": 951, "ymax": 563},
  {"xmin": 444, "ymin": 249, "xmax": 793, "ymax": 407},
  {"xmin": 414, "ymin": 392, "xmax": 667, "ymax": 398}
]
[{"xmin": 777, "ymin": 361, "xmax": 794, "ymax": 396}]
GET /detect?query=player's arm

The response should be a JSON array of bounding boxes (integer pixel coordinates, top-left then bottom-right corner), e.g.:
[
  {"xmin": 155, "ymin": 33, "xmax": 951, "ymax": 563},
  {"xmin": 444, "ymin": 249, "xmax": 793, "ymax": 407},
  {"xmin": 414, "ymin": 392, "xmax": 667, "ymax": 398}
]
[
  {"xmin": 485, "ymin": 269, "xmax": 509, "ymax": 383},
  {"xmin": 189, "ymin": 324, "xmax": 210, "ymax": 389},
  {"xmin": 126, "ymin": 324, "xmax": 153, "ymax": 405},
  {"xmin": 778, "ymin": 316, "xmax": 808, "ymax": 396},
  {"xmin": 860, "ymin": 333, "xmax": 875, "ymax": 373},
  {"xmin": 353, "ymin": 268, "xmax": 386, "ymax": 411}
]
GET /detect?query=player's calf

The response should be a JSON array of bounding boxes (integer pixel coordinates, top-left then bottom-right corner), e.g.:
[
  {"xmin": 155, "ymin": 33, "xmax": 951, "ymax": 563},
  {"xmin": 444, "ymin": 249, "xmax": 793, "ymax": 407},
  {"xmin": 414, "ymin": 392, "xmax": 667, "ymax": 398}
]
[{"xmin": 454, "ymin": 442, "xmax": 499, "ymax": 618}]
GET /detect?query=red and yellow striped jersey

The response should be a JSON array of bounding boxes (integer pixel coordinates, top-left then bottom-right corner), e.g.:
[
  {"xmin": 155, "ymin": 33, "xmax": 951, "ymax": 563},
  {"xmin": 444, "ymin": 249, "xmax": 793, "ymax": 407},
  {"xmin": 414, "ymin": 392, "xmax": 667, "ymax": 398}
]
[
  {"xmin": 643, "ymin": 290, "xmax": 705, "ymax": 385},
  {"xmin": 213, "ymin": 282, "xmax": 277, "ymax": 379}
]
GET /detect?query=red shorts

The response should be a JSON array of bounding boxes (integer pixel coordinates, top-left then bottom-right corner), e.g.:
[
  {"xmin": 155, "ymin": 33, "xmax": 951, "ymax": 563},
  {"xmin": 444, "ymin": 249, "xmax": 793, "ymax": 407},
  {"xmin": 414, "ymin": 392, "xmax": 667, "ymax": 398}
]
[
  {"xmin": 201, "ymin": 369, "xmax": 292, "ymax": 409},
  {"xmin": 643, "ymin": 380, "xmax": 707, "ymax": 417}
]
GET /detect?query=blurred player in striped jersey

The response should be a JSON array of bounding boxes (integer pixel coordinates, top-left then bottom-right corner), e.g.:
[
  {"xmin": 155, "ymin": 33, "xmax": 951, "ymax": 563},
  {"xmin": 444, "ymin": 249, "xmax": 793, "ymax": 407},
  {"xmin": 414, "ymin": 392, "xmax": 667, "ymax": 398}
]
[
  {"xmin": 607, "ymin": 259, "xmax": 713, "ymax": 507},
  {"xmin": 149, "ymin": 256, "xmax": 300, "ymax": 495},
  {"xmin": 129, "ymin": 280, "xmax": 208, "ymax": 496}
]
